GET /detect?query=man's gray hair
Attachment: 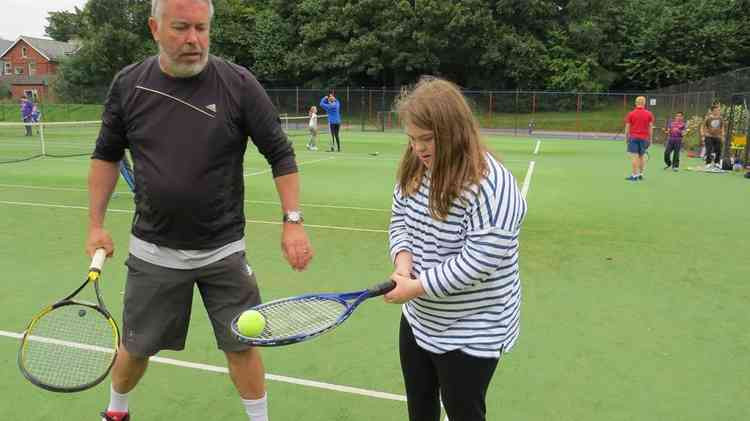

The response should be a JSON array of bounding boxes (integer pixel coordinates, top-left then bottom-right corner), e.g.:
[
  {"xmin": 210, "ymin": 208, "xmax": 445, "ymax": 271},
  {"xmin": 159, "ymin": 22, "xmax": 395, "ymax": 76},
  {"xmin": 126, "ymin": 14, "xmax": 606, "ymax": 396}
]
[{"xmin": 151, "ymin": 0, "xmax": 214, "ymax": 21}]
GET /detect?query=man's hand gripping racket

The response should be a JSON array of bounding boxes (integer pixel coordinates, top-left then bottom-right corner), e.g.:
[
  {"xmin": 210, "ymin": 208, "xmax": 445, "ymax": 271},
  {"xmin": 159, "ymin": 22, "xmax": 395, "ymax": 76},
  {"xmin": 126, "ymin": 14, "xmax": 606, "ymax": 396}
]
[{"xmin": 18, "ymin": 249, "xmax": 120, "ymax": 392}]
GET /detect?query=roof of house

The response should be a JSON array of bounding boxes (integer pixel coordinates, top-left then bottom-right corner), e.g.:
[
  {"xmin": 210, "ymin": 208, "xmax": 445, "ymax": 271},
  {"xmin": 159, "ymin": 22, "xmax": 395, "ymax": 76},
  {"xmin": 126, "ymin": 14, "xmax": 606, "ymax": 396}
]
[
  {"xmin": 0, "ymin": 36, "xmax": 79, "ymax": 61},
  {"xmin": 0, "ymin": 39, "xmax": 12, "ymax": 58}
]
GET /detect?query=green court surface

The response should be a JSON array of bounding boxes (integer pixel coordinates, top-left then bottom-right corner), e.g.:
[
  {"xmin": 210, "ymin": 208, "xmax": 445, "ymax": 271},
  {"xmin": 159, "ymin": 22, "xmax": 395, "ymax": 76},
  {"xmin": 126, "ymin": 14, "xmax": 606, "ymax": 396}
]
[{"xmin": 0, "ymin": 130, "xmax": 747, "ymax": 421}]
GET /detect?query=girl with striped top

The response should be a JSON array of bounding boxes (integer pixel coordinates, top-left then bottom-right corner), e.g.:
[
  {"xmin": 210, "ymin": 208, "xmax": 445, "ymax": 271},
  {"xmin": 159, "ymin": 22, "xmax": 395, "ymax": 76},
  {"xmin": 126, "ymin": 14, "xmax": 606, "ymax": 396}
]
[{"xmin": 384, "ymin": 78, "xmax": 527, "ymax": 421}]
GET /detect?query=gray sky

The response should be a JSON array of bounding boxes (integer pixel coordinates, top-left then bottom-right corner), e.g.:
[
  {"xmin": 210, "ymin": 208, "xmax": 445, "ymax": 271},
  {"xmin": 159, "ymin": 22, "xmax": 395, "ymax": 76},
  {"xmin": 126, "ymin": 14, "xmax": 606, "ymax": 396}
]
[{"xmin": 0, "ymin": 0, "xmax": 88, "ymax": 41}]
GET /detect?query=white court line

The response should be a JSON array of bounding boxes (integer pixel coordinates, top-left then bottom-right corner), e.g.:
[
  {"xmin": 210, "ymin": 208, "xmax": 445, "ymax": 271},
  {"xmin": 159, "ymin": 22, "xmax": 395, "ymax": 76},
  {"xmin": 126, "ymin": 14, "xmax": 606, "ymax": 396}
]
[
  {"xmin": 244, "ymin": 157, "xmax": 335, "ymax": 177},
  {"xmin": 0, "ymin": 200, "xmax": 388, "ymax": 234},
  {"xmin": 0, "ymin": 183, "xmax": 391, "ymax": 212},
  {"xmin": 521, "ymin": 161, "xmax": 536, "ymax": 199},
  {"xmin": 0, "ymin": 329, "xmax": 406, "ymax": 402},
  {"xmin": 533, "ymin": 140, "xmax": 541, "ymax": 155}
]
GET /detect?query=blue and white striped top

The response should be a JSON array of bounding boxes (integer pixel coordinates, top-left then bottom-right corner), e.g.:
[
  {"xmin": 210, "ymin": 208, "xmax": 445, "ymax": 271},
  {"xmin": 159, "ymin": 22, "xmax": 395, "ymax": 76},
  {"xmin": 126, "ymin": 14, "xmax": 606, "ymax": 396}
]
[{"xmin": 389, "ymin": 153, "xmax": 527, "ymax": 358}]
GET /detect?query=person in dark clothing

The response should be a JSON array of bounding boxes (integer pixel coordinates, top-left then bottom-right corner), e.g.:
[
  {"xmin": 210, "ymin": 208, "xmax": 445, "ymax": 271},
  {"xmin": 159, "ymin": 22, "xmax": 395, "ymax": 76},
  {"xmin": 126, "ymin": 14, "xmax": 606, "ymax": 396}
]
[
  {"xmin": 319, "ymin": 93, "xmax": 341, "ymax": 151},
  {"xmin": 87, "ymin": 1, "xmax": 314, "ymax": 420},
  {"xmin": 663, "ymin": 112, "xmax": 689, "ymax": 171},
  {"xmin": 20, "ymin": 96, "xmax": 33, "ymax": 136}
]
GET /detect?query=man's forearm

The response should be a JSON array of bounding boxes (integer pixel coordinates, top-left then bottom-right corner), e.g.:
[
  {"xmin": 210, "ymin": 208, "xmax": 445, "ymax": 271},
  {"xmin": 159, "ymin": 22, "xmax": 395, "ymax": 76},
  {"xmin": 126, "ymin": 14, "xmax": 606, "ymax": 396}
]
[
  {"xmin": 273, "ymin": 172, "xmax": 301, "ymax": 212},
  {"xmin": 88, "ymin": 159, "xmax": 119, "ymax": 229}
]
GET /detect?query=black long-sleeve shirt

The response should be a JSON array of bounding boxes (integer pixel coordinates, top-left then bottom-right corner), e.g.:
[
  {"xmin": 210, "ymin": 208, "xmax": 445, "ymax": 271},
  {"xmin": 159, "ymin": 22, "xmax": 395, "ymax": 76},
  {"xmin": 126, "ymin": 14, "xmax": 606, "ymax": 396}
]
[{"xmin": 93, "ymin": 55, "xmax": 297, "ymax": 249}]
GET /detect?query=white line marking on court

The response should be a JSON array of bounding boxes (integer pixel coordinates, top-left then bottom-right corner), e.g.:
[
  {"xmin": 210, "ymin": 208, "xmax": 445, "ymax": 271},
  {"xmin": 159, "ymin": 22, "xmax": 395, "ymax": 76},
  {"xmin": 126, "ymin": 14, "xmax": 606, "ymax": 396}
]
[
  {"xmin": 521, "ymin": 161, "xmax": 536, "ymax": 199},
  {"xmin": 244, "ymin": 157, "xmax": 335, "ymax": 177},
  {"xmin": 0, "ymin": 183, "xmax": 391, "ymax": 212},
  {"xmin": 533, "ymin": 140, "xmax": 541, "ymax": 155},
  {"xmin": 0, "ymin": 200, "xmax": 388, "ymax": 233},
  {"xmin": 0, "ymin": 330, "xmax": 406, "ymax": 402}
]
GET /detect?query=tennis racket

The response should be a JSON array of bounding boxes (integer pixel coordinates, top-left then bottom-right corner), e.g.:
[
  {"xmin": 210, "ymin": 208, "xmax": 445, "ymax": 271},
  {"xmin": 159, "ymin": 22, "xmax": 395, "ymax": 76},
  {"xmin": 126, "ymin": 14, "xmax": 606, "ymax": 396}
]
[
  {"xmin": 18, "ymin": 249, "xmax": 120, "ymax": 392},
  {"xmin": 231, "ymin": 280, "xmax": 396, "ymax": 346}
]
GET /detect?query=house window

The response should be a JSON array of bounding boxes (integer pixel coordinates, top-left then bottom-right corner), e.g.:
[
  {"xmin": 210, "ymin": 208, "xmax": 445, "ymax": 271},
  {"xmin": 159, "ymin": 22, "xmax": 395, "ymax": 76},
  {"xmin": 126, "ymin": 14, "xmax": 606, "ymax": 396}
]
[
  {"xmin": 15, "ymin": 67, "xmax": 24, "ymax": 75},
  {"xmin": 28, "ymin": 61, "xmax": 36, "ymax": 75},
  {"xmin": 21, "ymin": 47, "xmax": 28, "ymax": 58},
  {"xmin": 3, "ymin": 62, "xmax": 10, "ymax": 75}
]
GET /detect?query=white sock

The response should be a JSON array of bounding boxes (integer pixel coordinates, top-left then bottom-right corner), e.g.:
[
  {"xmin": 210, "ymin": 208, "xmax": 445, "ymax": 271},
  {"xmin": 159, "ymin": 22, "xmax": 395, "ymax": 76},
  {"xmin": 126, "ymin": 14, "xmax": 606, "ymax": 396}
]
[
  {"xmin": 242, "ymin": 393, "xmax": 268, "ymax": 421},
  {"xmin": 107, "ymin": 383, "xmax": 129, "ymax": 412}
]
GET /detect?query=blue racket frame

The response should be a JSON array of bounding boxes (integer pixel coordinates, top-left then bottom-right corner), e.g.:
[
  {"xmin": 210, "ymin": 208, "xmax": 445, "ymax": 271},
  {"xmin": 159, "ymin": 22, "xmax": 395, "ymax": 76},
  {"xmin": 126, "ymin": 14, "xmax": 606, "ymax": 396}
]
[{"xmin": 231, "ymin": 280, "xmax": 395, "ymax": 347}]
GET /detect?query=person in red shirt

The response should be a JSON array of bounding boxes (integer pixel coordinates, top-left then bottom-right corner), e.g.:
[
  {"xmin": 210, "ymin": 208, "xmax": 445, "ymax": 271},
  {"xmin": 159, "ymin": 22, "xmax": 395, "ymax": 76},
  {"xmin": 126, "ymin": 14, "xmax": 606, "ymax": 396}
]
[{"xmin": 624, "ymin": 96, "xmax": 654, "ymax": 181}]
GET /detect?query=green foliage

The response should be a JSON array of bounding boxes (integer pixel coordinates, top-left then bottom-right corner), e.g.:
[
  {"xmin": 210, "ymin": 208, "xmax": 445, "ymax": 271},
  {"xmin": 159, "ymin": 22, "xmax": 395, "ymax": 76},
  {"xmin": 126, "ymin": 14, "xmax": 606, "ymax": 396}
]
[
  {"xmin": 53, "ymin": 24, "xmax": 155, "ymax": 103},
  {"xmin": 43, "ymin": 0, "xmax": 750, "ymax": 99},
  {"xmin": 0, "ymin": 81, "xmax": 11, "ymax": 99},
  {"xmin": 44, "ymin": 8, "xmax": 87, "ymax": 42},
  {"xmin": 48, "ymin": 0, "xmax": 156, "ymax": 103}
]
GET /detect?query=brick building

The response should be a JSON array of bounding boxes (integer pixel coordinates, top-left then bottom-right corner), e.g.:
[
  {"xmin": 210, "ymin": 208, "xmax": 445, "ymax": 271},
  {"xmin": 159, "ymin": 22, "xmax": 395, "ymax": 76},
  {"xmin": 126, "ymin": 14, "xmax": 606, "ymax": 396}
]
[{"xmin": 0, "ymin": 36, "xmax": 79, "ymax": 102}]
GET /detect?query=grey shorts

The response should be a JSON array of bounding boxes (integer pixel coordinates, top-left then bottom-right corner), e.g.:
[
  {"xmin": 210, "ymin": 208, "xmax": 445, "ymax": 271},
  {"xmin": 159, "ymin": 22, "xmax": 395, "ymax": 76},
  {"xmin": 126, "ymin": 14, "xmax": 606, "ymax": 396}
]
[{"xmin": 122, "ymin": 251, "xmax": 261, "ymax": 356}]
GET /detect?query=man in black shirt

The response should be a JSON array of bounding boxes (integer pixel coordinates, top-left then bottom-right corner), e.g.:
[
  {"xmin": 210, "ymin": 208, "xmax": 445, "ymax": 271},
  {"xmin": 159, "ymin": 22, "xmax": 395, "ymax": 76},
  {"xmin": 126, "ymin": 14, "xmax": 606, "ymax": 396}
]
[{"xmin": 86, "ymin": 1, "xmax": 313, "ymax": 420}]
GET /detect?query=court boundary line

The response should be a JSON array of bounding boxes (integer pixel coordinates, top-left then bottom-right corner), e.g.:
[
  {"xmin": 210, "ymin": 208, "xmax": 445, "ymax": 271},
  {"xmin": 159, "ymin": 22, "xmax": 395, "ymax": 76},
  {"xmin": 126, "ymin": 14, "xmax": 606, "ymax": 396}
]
[
  {"xmin": 521, "ymin": 161, "xmax": 536, "ymax": 199},
  {"xmin": 244, "ymin": 156, "xmax": 336, "ymax": 177},
  {"xmin": 0, "ymin": 200, "xmax": 388, "ymax": 233},
  {"xmin": 0, "ymin": 329, "xmax": 406, "ymax": 402},
  {"xmin": 0, "ymin": 183, "xmax": 391, "ymax": 212},
  {"xmin": 533, "ymin": 139, "xmax": 541, "ymax": 155}
]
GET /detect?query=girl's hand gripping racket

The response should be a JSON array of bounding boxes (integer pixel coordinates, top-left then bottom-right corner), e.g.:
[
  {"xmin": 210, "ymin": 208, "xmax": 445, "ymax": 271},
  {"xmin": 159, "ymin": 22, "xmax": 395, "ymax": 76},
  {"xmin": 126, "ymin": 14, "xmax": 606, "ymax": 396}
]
[
  {"xmin": 18, "ymin": 249, "xmax": 120, "ymax": 392},
  {"xmin": 231, "ymin": 280, "xmax": 396, "ymax": 346}
]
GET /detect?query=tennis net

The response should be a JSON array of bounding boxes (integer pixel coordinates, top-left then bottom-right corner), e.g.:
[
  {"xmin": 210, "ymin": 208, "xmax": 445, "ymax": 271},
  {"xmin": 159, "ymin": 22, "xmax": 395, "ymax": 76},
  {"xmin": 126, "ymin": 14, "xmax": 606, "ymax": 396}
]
[
  {"xmin": 280, "ymin": 114, "xmax": 328, "ymax": 139},
  {"xmin": 0, "ymin": 120, "xmax": 101, "ymax": 164}
]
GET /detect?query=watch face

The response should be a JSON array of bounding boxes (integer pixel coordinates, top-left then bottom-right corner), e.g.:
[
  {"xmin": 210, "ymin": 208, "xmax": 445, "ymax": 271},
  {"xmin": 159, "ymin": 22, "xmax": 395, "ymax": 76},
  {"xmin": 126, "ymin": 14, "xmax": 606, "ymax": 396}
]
[{"xmin": 286, "ymin": 211, "xmax": 302, "ymax": 222}]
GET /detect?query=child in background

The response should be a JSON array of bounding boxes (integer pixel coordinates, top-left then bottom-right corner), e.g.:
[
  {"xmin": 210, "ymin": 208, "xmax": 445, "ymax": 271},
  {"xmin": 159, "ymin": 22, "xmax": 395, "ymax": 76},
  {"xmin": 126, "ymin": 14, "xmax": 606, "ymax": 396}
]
[
  {"xmin": 307, "ymin": 106, "xmax": 318, "ymax": 151},
  {"xmin": 663, "ymin": 112, "xmax": 688, "ymax": 171},
  {"xmin": 31, "ymin": 105, "xmax": 42, "ymax": 134}
]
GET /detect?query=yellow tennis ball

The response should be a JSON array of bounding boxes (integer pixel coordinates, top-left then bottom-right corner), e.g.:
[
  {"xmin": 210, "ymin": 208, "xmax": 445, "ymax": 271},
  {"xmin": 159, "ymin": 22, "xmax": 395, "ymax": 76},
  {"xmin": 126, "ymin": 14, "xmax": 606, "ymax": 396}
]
[{"xmin": 237, "ymin": 310, "xmax": 266, "ymax": 337}]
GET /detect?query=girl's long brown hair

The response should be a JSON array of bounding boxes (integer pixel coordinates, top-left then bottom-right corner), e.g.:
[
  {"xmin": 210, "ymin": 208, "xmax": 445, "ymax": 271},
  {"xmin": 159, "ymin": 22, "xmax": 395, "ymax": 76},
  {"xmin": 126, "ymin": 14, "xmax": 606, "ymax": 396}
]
[{"xmin": 396, "ymin": 78, "xmax": 488, "ymax": 220}]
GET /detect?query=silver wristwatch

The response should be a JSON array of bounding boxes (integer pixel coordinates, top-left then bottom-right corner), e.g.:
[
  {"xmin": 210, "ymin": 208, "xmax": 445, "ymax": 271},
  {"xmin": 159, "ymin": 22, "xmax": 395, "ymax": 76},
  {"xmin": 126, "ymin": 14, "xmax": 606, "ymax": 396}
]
[{"xmin": 283, "ymin": 210, "xmax": 304, "ymax": 224}]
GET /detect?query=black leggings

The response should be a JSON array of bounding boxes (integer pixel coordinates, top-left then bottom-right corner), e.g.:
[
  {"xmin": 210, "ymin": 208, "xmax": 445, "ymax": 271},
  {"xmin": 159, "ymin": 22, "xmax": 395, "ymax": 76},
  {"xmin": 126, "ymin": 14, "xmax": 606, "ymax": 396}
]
[
  {"xmin": 705, "ymin": 136, "xmax": 722, "ymax": 164},
  {"xmin": 329, "ymin": 123, "xmax": 340, "ymax": 151},
  {"xmin": 664, "ymin": 141, "xmax": 681, "ymax": 168},
  {"xmin": 399, "ymin": 315, "xmax": 499, "ymax": 421}
]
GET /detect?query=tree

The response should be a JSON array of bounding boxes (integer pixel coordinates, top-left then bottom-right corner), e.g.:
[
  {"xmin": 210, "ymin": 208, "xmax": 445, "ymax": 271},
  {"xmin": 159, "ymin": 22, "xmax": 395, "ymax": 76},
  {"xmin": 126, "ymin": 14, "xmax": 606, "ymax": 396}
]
[
  {"xmin": 45, "ymin": 8, "xmax": 87, "ymax": 42},
  {"xmin": 51, "ymin": 0, "xmax": 156, "ymax": 103}
]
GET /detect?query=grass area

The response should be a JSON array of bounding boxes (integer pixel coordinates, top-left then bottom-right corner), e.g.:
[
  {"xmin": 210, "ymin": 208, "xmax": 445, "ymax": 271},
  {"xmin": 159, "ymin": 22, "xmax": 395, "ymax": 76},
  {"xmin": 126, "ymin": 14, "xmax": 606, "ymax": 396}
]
[
  {"xmin": 0, "ymin": 103, "xmax": 104, "ymax": 123},
  {"xmin": 0, "ymin": 130, "xmax": 748, "ymax": 420}
]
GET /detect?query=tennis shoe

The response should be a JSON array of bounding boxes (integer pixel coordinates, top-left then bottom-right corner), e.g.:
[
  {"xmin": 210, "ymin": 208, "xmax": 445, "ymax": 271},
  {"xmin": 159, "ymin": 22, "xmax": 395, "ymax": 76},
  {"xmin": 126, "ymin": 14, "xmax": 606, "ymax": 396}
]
[
  {"xmin": 625, "ymin": 175, "xmax": 638, "ymax": 181},
  {"xmin": 101, "ymin": 410, "xmax": 130, "ymax": 421},
  {"xmin": 637, "ymin": 174, "xmax": 643, "ymax": 180}
]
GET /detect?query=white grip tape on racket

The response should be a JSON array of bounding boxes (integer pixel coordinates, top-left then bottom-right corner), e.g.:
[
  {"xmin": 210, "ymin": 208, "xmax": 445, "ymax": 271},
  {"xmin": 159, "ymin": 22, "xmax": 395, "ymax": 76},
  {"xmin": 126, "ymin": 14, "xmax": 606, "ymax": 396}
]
[{"xmin": 90, "ymin": 248, "xmax": 107, "ymax": 272}]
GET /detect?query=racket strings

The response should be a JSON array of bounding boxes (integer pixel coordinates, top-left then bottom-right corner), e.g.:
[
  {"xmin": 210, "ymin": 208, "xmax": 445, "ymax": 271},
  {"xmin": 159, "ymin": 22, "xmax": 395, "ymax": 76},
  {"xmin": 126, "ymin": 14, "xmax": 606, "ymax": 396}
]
[
  {"xmin": 21, "ymin": 304, "xmax": 116, "ymax": 389},
  {"xmin": 256, "ymin": 298, "xmax": 347, "ymax": 339}
]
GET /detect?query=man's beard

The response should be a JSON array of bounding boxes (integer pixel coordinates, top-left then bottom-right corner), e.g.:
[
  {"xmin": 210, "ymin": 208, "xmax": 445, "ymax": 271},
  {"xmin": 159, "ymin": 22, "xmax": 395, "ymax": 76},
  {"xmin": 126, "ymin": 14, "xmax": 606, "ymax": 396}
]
[{"xmin": 159, "ymin": 44, "xmax": 210, "ymax": 78}]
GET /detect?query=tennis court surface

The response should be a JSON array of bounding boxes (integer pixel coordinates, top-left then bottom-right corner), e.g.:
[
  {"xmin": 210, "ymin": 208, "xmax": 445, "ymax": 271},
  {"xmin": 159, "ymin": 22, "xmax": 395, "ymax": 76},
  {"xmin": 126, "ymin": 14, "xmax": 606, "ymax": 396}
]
[{"xmin": 1, "ymin": 130, "xmax": 747, "ymax": 420}]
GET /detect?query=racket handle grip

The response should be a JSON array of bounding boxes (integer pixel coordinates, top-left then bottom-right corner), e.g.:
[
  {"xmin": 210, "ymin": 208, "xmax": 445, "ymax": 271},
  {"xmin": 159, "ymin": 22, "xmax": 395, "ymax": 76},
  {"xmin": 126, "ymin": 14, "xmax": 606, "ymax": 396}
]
[
  {"xmin": 90, "ymin": 248, "xmax": 107, "ymax": 272},
  {"xmin": 369, "ymin": 280, "xmax": 397, "ymax": 297}
]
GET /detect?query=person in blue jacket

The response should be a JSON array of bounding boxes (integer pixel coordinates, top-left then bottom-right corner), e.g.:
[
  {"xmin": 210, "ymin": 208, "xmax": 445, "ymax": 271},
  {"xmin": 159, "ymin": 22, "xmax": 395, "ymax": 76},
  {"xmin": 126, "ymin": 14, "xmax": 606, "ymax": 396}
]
[
  {"xmin": 320, "ymin": 93, "xmax": 341, "ymax": 152},
  {"xmin": 20, "ymin": 96, "xmax": 33, "ymax": 136}
]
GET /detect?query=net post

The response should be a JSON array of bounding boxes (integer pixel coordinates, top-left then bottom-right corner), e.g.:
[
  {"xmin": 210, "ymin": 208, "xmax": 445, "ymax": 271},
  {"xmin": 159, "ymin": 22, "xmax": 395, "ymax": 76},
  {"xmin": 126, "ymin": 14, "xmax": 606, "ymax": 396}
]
[{"xmin": 39, "ymin": 121, "xmax": 46, "ymax": 156}]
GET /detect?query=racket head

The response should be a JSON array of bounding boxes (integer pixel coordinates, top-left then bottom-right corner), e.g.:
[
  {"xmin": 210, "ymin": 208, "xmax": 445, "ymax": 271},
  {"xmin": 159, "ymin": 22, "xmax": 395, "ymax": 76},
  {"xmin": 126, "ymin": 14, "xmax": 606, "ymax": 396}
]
[
  {"xmin": 231, "ymin": 294, "xmax": 351, "ymax": 346},
  {"xmin": 18, "ymin": 301, "xmax": 119, "ymax": 392},
  {"xmin": 231, "ymin": 280, "xmax": 395, "ymax": 347}
]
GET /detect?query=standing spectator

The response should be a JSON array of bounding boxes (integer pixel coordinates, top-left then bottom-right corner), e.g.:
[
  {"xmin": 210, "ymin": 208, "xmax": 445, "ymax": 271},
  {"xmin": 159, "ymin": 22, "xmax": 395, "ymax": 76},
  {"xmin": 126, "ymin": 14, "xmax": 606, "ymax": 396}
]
[
  {"xmin": 20, "ymin": 95, "xmax": 33, "ymax": 136},
  {"xmin": 700, "ymin": 104, "xmax": 725, "ymax": 171},
  {"xmin": 307, "ymin": 105, "xmax": 318, "ymax": 151},
  {"xmin": 319, "ymin": 92, "xmax": 341, "ymax": 152},
  {"xmin": 624, "ymin": 96, "xmax": 654, "ymax": 181},
  {"xmin": 663, "ymin": 112, "xmax": 688, "ymax": 171},
  {"xmin": 31, "ymin": 104, "xmax": 42, "ymax": 134}
]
